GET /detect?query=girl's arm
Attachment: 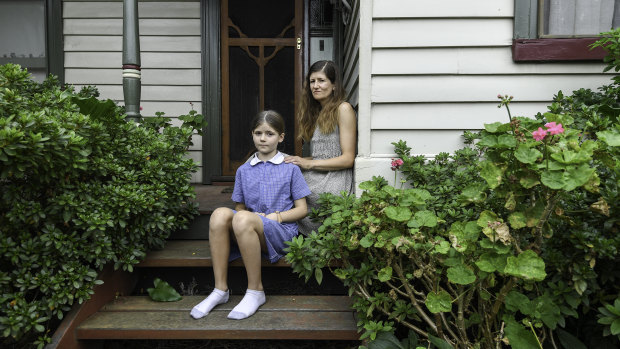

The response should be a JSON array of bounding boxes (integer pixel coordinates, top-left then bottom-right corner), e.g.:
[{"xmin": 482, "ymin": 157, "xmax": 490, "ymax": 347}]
[
  {"xmin": 284, "ymin": 102, "xmax": 356, "ymax": 171},
  {"xmin": 265, "ymin": 197, "xmax": 308, "ymax": 223}
]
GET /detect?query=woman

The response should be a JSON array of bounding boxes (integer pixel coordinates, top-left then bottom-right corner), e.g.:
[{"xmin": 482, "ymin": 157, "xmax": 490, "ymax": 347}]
[{"xmin": 284, "ymin": 60, "xmax": 357, "ymax": 236}]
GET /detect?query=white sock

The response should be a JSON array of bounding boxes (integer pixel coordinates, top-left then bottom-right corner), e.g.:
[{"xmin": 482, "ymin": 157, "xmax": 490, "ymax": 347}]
[
  {"xmin": 227, "ymin": 289, "xmax": 266, "ymax": 320},
  {"xmin": 190, "ymin": 288, "xmax": 229, "ymax": 319}
]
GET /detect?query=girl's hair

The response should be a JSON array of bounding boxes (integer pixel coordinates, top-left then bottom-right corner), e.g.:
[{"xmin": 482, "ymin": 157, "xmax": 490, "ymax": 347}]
[
  {"xmin": 251, "ymin": 110, "xmax": 286, "ymax": 135},
  {"xmin": 297, "ymin": 60, "xmax": 346, "ymax": 142}
]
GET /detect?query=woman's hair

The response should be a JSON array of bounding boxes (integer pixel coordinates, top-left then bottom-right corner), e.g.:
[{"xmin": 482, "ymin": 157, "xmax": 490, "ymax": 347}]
[
  {"xmin": 297, "ymin": 60, "xmax": 346, "ymax": 142},
  {"xmin": 251, "ymin": 110, "xmax": 286, "ymax": 135}
]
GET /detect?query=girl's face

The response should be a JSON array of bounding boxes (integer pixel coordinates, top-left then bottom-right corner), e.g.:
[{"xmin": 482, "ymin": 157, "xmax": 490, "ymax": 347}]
[
  {"xmin": 252, "ymin": 122, "xmax": 284, "ymax": 159},
  {"xmin": 309, "ymin": 71, "xmax": 334, "ymax": 105}
]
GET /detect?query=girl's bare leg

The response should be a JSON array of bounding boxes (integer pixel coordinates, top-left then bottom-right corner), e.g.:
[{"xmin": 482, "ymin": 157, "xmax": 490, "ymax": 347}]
[
  {"xmin": 230, "ymin": 210, "xmax": 267, "ymax": 291},
  {"xmin": 190, "ymin": 207, "xmax": 234, "ymax": 319},
  {"xmin": 209, "ymin": 207, "xmax": 235, "ymax": 291},
  {"xmin": 227, "ymin": 211, "xmax": 267, "ymax": 320}
]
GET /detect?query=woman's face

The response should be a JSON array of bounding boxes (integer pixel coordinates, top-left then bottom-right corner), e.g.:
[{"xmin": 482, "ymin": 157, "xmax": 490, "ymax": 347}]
[
  {"xmin": 252, "ymin": 122, "xmax": 284, "ymax": 159},
  {"xmin": 309, "ymin": 71, "xmax": 334, "ymax": 105}
]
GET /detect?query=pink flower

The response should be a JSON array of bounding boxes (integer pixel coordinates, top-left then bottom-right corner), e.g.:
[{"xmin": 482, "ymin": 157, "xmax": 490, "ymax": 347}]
[
  {"xmin": 532, "ymin": 127, "xmax": 547, "ymax": 141},
  {"xmin": 546, "ymin": 122, "xmax": 564, "ymax": 135},
  {"xmin": 391, "ymin": 158, "xmax": 404, "ymax": 171}
]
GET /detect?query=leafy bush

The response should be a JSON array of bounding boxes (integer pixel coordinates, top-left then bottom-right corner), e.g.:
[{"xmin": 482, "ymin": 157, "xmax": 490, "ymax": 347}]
[
  {"xmin": 0, "ymin": 64, "xmax": 203, "ymax": 348},
  {"xmin": 286, "ymin": 31, "xmax": 620, "ymax": 348}
]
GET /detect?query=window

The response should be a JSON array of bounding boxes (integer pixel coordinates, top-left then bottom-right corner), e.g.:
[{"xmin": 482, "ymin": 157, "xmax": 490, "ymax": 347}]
[
  {"xmin": 0, "ymin": 0, "xmax": 63, "ymax": 82},
  {"xmin": 513, "ymin": 0, "xmax": 620, "ymax": 61}
]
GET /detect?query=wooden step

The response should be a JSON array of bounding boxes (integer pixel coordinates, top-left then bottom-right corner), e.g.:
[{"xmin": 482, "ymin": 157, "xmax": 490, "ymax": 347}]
[
  {"xmin": 76, "ymin": 295, "xmax": 359, "ymax": 340},
  {"xmin": 138, "ymin": 240, "xmax": 291, "ymax": 267}
]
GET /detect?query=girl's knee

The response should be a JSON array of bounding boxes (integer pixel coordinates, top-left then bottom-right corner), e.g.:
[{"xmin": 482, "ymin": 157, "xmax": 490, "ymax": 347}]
[
  {"xmin": 210, "ymin": 207, "xmax": 234, "ymax": 228},
  {"xmin": 231, "ymin": 211, "xmax": 257, "ymax": 233}
]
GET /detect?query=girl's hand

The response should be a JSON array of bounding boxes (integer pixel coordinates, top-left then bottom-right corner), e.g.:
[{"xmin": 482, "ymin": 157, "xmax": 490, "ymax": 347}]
[
  {"xmin": 255, "ymin": 212, "xmax": 266, "ymax": 217},
  {"xmin": 284, "ymin": 155, "xmax": 312, "ymax": 170}
]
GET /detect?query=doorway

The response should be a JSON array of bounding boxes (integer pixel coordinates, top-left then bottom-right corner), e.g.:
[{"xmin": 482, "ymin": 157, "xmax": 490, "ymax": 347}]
[{"xmin": 220, "ymin": 0, "xmax": 303, "ymax": 176}]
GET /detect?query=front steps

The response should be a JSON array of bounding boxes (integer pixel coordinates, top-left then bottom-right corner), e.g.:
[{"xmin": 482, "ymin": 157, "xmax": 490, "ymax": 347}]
[
  {"xmin": 50, "ymin": 185, "xmax": 360, "ymax": 348},
  {"xmin": 76, "ymin": 295, "xmax": 357, "ymax": 340}
]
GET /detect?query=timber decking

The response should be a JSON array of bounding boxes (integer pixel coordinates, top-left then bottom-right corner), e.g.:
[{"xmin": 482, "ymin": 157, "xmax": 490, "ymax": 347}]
[
  {"xmin": 137, "ymin": 240, "xmax": 291, "ymax": 267},
  {"xmin": 76, "ymin": 295, "xmax": 358, "ymax": 340}
]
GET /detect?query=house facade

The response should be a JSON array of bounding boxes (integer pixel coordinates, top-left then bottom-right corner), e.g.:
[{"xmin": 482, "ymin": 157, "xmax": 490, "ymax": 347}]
[{"xmin": 1, "ymin": 0, "xmax": 615, "ymax": 188}]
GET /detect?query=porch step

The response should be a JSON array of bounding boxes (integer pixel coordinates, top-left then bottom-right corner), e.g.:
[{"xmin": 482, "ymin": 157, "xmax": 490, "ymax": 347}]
[
  {"xmin": 137, "ymin": 240, "xmax": 291, "ymax": 267},
  {"xmin": 76, "ymin": 295, "xmax": 358, "ymax": 340}
]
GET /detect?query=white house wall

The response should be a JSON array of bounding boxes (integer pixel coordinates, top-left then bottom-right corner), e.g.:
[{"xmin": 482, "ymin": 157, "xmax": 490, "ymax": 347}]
[
  {"xmin": 354, "ymin": 0, "xmax": 612, "ymax": 189},
  {"xmin": 63, "ymin": 0, "xmax": 203, "ymax": 183}
]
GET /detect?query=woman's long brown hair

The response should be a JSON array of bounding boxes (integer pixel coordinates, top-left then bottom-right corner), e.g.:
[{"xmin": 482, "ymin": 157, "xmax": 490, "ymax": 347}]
[{"xmin": 297, "ymin": 60, "xmax": 347, "ymax": 142}]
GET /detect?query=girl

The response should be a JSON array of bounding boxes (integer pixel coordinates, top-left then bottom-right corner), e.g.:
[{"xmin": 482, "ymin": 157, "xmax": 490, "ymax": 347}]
[
  {"xmin": 284, "ymin": 60, "xmax": 357, "ymax": 236},
  {"xmin": 190, "ymin": 110, "xmax": 311, "ymax": 320}
]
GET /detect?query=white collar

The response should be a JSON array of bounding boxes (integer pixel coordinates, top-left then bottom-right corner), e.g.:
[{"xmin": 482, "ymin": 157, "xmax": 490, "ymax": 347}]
[{"xmin": 249, "ymin": 151, "xmax": 284, "ymax": 166}]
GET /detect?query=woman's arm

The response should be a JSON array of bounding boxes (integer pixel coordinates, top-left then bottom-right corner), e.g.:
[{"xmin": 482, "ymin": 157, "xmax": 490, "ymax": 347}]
[
  {"xmin": 265, "ymin": 197, "xmax": 308, "ymax": 223},
  {"xmin": 285, "ymin": 102, "xmax": 357, "ymax": 171}
]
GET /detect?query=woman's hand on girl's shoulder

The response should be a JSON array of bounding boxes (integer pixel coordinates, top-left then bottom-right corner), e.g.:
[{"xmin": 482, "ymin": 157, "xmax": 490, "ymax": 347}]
[{"xmin": 284, "ymin": 155, "xmax": 313, "ymax": 170}]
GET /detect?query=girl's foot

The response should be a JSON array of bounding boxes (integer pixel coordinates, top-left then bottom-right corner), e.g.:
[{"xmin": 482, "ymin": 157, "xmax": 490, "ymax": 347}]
[
  {"xmin": 227, "ymin": 289, "xmax": 265, "ymax": 320},
  {"xmin": 190, "ymin": 288, "xmax": 229, "ymax": 319}
]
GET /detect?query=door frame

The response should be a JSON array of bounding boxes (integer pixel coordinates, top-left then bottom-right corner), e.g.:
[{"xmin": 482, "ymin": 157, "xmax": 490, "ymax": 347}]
[{"xmin": 202, "ymin": 0, "xmax": 309, "ymax": 183}]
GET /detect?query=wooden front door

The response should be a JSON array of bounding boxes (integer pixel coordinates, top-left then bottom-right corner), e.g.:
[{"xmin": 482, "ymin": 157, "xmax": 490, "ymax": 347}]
[{"xmin": 221, "ymin": 0, "xmax": 303, "ymax": 176}]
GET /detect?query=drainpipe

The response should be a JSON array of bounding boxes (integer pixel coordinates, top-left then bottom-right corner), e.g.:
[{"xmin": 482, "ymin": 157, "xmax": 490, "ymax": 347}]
[{"xmin": 122, "ymin": 0, "xmax": 141, "ymax": 121}]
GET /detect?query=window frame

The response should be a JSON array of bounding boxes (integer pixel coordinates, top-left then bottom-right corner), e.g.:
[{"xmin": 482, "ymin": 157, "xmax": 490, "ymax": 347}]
[
  {"xmin": 512, "ymin": 0, "xmax": 608, "ymax": 62},
  {"xmin": 0, "ymin": 0, "xmax": 63, "ymax": 82}
]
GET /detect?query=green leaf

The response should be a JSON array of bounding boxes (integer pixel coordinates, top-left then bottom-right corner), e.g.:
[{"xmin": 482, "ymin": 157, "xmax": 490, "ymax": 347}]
[
  {"xmin": 563, "ymin": 164, "xmax": 595, "ymax": 191},
  {"xmin": 476, "ymin": 252, "xmax": 507, "ymax": 273},
  {"xmin": 540, "ymin": 170, "xmax": 564, "ymax": 189},
  {"xmin": 428, "ymin": 334, "xmax": 454, "ymax": 349},
  {"xmin": 447, "ymin": 265, "xmax": 476, "ymax": 285},
  {"xmin": 479, "ymin": 161, "xmax": 503, "ymax": 189},
  {"xmin": 508, "ymin": 212, "xmax": 527, "ymax": 229},
  {"xmin": 484, "ymin": 122, "xmax": 504, "ymax": 133},
  {"xmin": 504, "ymin": 318, "xmax": 540, "ymax": 349},
  {"xmin": 505, "ymin": 291, "xmax": 533, "ymax": 315},
  {"xmin": 556, "ymin": 327, "xmax": 588, "ymax": 349},
  {"xmin": 385, "ymin": 206, "xmax": 412, "ymax": 222},
  {"xmin": 315, "ymin": 267, "xmax": 323, "ymax": 285},
  {"xmin": 519, "ymin": 173, "xmax": 540, "ymax": 189},
  {"xmin": 377, "ymin": 267, "xmax": 392, "ymax": 282},
  {"xmin": 367, "ymin": 332, "xmax": 405, "ymax": 349},
  {"xmin": 478, "ymin": 134, "xmax": 498, "ymax": 147},
  {"xmin": 504, "ymin": 250, "xmax": 547, "ymax": 281},
  {"xmin": 514, "ymin": 144, "xmax": 542, "ymax": 164},
  {"xmin": 147, "ymin": 278, "xmax": 182, "ymax": 302},
  {"xmin": 425, "ymin": 290, "xmax": 452, "ymax": 313},
  {"xmin": 414, "ymin": 210, "xmax": 437, "ymax": 227},
  {"xmin": 597, "ymin": 130, "xmax": 620, "ymax": 146},
  {"xmin": 611, "ymin": 318, "xmax": 620, "ymax": 335},
  {"xmin": 360, "ymin": 235, "xmax": 373, "ymax": 248},
  {"xmin": 497, "ymin": 134, "xmax": 517, "ymax": 148},
  {"xmin": 477, "ymin": 210, "xmax": 499, "ymax": 228}
]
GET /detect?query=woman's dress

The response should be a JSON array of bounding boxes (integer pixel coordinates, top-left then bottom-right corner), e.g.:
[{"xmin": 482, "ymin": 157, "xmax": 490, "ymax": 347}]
[{"xmin": 297, "ymin": 126, "xmax": 354, "ymax": 236}]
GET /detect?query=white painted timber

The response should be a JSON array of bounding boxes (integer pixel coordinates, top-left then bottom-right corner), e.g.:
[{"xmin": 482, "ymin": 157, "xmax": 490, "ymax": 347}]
[
  {"xmin": 63, "ymin": 18, "xmax": 200, "ymax": 35},
  {"xmin": 139, "ymin": 101, "xmax": 202, "ymax": 118},
  {"xmin": 64, "ymin": 36, "xmax": 201, "ymax": 52},
  {"xmin": 372, "ymin": 18, "xmax": 513, "ymax": 47},
  {"xmin": 371, "ymin": 130, "xmax": 469, "ymax": 154},
  {"xmin": 65, "ymin": 68, "xmax": 201, "ymax": 85},
  {"xmin": 371, "ymin": 75, "xmax": 615, "ymax": 103},
  {"xmin": 73, "ymin": 85, "xmax": 202, "ymax": 102},
  {"xmin": 370, "ymin": 102, "xmax": 551, "ymax": 130},
  {"xmin": 372, "ymin": 47, "xmax": 608, "ymax": 75},
  {"xmin": 357, "ymin": 0, "xmax": 373, "ymax": 156},
  {"xmin": 63, "ymin": 1, "xmax": 200, "ymax": 18},
  {"xmin": 64, "ymin": 52, "xmax": 201, "ymax": 68},
  {"xmin": 372, "ymin": 0, "xmax": 513, "ymax": 18}
]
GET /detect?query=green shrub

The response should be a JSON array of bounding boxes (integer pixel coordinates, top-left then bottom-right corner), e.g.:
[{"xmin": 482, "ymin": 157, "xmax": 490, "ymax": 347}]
[
  {"xmin": 0, "ymin": 64, "xmax": 203, "ymax": 348},
  {"xmin": 286, "ymin": 32, "xmax": 620, "ymax": 348}
]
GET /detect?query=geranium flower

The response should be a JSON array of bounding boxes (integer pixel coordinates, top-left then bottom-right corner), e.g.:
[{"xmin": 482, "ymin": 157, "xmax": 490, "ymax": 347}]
[
  {"xmin": 545, "ymin": 122, "xmax": 564, "ymax": 135},
  {"xmin": 532, "ymin": 127, "xmax": 547, "ymax": 141},
  {"xmin": 391, "ymin": 158, "xmax": 404, "ymax": 171}
]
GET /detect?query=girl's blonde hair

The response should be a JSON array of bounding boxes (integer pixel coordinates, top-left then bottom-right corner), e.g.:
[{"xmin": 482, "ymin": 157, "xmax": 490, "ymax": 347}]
[{"xmin": 297, "ymin": 60, "xmax": 346, "ymax": 142}]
